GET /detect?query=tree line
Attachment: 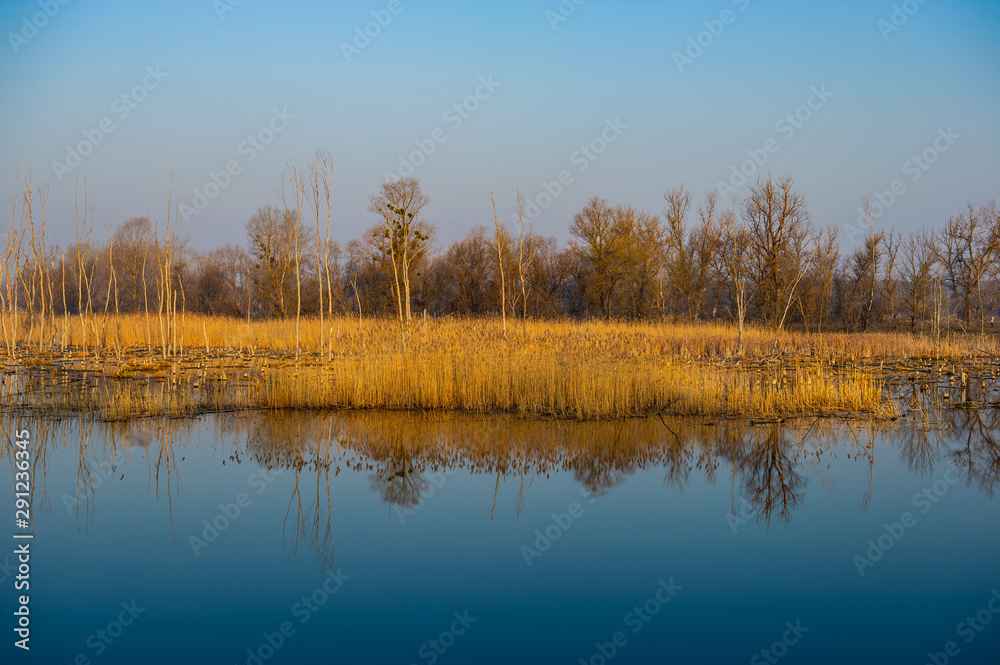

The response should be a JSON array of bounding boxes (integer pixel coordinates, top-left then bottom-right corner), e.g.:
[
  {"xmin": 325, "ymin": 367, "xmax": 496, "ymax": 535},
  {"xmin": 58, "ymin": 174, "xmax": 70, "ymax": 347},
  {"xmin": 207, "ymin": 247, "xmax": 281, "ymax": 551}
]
[{"xmin": 4, "ymin": 156, "xmax": 999, "ymax": 349}]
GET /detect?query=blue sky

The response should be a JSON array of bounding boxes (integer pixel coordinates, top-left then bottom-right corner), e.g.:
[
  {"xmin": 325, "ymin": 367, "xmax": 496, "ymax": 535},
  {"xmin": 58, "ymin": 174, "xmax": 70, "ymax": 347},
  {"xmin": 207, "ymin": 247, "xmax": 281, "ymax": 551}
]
[{"xmin": 0, "ymin": 0, "xmax": 997, "ymax": 249}]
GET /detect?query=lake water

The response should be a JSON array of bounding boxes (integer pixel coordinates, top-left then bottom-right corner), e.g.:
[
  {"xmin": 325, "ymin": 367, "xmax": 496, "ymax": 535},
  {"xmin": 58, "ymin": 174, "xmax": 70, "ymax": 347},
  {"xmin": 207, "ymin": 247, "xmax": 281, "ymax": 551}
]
[{"xmin": 1, "ymin": 410, "xmax": 998, "ymax": 664}]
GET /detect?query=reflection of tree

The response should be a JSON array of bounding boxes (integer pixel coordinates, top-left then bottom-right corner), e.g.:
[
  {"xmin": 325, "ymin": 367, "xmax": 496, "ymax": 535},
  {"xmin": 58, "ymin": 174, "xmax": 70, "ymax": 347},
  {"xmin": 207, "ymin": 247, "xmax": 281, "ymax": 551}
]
[
  {"xmin": 571, "ymin": 452, "xmax": 631, "ymax": 499},
  {"xmin": 9, "ymin": 403, "xmax": 1000, "ymax": 548},
  {"xmin": 272, "ymin": 416, "xmax": 336, "ymax": 569},
  {"xmin": 893, "ymin": 381, "xmax": 949, "ymax": 476},
  {"xmin": 736, "ymin": 425, "xmax": 806, "ymax": 527},
  {"xmin": 659, "ymin": 422, "xmax": 695, "ymax": 491},
  {"xmin": 900, "ymin": 379, "xmax": 1000, "ymax": 496},
  {"xmin": 895, "ymin": 426, "xmax": 945, "ymax": 476},
  {"xmin": 947, "ymin": 408, "xmax": 1000, "ymax": 497},
  {"xmin": 369, "ymin": 453, "xmax": 429, "ymax": 510}
]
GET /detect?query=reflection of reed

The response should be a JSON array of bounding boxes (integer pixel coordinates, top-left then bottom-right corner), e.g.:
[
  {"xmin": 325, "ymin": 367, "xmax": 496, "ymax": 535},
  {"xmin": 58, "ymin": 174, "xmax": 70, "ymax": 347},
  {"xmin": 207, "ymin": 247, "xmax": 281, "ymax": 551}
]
[
  {"xmin": 277, "ymin": 462, "xmax": 336, "ymax": 570},
  {"xmin": 73, "ymin": 420, "xmax": 97, "ymax": 526},
  {"xmin": 2, "ymin": 406, "xmax": 998, "ymax": 564},
  {"xmin": 153, "ymin": 421, "xmax": 180, "ymax": 538},
  {"xmin": 890, "ymin": 379, "xmax": 1000, "ymax": 496},
  {"xmin": 0, "ymin": 414, "xmax": 49, "ymax": 531}
]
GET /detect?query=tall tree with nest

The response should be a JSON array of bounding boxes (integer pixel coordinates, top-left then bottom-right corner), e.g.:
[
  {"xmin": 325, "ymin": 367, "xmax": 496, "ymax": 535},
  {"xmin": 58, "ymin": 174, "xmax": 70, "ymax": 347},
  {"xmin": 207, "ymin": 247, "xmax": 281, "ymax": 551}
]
[{"xmin": 365, "ymin": 178, "xmax": 432, "ymax": 322}]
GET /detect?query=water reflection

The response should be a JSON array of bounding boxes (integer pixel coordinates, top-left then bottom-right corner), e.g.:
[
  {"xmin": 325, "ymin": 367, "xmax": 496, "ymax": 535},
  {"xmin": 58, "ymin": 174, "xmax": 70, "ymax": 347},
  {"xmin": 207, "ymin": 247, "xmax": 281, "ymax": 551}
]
[
  {"xmin": 4, "ymin": 398, "xmax": 999, "ymax": 568},
  {"xmin": 4, "ymin": 384, "xmax": 1000, "ymax": 665}
]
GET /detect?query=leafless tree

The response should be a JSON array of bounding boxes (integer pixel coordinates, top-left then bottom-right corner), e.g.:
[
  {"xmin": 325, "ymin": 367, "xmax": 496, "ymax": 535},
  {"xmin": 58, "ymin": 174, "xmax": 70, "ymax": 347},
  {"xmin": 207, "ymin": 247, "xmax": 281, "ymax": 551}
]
[
  {"xmin": 936, "ymin": 202, "xmax": 1000, "ymax": 330},
  {"xmin": 569, "ymin": 197, "xmax": 631, "ymax": 318},
  {"xmin": 246, "ymin": 205, "xmax": 310, "ymax": 319},
  {"xmin": 281, "ymin": 162, "xmax": 307, "ymax": 358},
  {"xmin": 721, "ymin": 218, "xmax": 752, "ymax": 354},
  {"xmin": 491, "ymin": 191, "xmax": 507, "ymax": 332},
  {"xmin": 900, "ymin": 230, "xmax": 936, "ymax": 332},
  {"xmin": 741, "ymin": 174, "xmax": 813, "ymax": 327},
  {"xmin": 366, "ymin": 178, "xmax": 432, "ymax": 322}
]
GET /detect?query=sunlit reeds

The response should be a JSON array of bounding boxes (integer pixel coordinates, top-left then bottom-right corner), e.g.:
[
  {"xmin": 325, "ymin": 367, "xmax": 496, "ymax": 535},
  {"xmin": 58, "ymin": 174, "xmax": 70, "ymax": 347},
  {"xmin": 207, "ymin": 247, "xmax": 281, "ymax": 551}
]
[
  {"xmin": 1, "ymin": 312, "xmax": 994, "ymax": 362},
  {"xmin": 0, "ymin": 313, "xmax": 916, "ymax": 420}
]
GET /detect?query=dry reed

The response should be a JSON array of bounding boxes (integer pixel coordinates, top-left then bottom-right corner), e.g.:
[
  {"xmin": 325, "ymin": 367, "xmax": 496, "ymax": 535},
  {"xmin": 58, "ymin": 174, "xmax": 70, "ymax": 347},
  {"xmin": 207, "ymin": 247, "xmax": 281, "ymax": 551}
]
[{"xmin": 1, "ymin": 313, "xmax": 961, "ymax": 420}]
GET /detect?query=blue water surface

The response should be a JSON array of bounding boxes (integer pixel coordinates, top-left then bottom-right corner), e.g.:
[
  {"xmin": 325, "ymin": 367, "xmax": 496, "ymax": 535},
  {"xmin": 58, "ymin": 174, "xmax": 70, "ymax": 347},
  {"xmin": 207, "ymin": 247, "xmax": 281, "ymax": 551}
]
[{"xmin": 1, "ymin": 413, "xmax": 997, "ymax": 665}]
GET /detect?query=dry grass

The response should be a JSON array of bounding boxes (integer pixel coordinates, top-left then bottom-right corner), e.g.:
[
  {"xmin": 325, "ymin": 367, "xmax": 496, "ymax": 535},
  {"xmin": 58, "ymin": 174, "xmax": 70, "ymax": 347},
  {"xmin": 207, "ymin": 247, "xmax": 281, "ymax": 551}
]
[
  {"xmin": 5, "ymin": 312, "xmax": 978, "ymax": 420},
  {"xmin": 6, "ymin": 311, "xmax": 998, "ymax": 361},
  {"xmin": 258, "ymin": 356, "xmax": 890, "ymax": 419}
]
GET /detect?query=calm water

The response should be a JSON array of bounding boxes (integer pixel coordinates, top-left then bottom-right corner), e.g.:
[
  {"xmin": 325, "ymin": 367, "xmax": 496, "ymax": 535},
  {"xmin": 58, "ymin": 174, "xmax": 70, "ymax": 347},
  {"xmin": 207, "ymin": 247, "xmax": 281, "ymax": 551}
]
[{"xmin": 1, "ymin": 411, "xmax": 998, "ymax": 664}]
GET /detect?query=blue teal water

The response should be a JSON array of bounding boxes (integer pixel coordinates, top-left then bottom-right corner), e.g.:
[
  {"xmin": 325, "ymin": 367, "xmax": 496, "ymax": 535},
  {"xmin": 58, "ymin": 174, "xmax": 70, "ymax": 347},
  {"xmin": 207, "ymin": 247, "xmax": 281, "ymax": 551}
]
[{"xmin": 1, "ymin": 414, "xmax": 998, "ymax": 664}]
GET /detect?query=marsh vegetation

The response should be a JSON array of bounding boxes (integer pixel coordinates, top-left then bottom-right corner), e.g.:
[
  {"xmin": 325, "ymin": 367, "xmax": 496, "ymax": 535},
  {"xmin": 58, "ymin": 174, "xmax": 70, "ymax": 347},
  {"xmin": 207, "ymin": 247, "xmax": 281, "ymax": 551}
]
[{"xmin": 2, "ymin": 165, "xmax": 998, "ymax": 422}]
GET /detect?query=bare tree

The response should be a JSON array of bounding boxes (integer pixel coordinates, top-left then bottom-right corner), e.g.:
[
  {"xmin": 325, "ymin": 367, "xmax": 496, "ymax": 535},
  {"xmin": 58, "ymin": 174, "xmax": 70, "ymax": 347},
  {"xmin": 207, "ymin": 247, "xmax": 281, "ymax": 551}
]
[
  {"xmin": 281, "ymin": 162, "xmax": 307, "ymax": 358},
  {"xmin": 366, "ymin": 177, "xmax": 432, "ymax": 322},
  {"xmin": 936, "ymin": 202, "xmax": 1000, "ymax": 330},
  {"xmin": 883, "ymin": 229, "xmax": 900, "ymax": 329},
  {"xmin": 569, "ymin": 197, "xmax": 630, "ymax": 318},
  {"xmin": 741, "ymin": 174, "xmax": 812, "ymax": 327},
  {"xmin": 690, "ymin": 191, "xmax": 727, "ymax": 320},
  {"xmin": 721, "ymin": 217, "xmax": 752, "ymax": 354},
  {"xmin": 491, "ymin": 191, "xmax": 507, "ymax": 332},
  {"xmin": 900, "ymin": 230, "xmax": 936, "ymax": 332},
  {"xmin": 663, "ymin": 185, "xmax": 694, "ymax": 318},
  {"xmin": 246, "ymin": 205, "xmax": 309, "ymax": 318},
  {"xmin": 1, "ymin": 195, "xmax": 26, "ymax": 353},
  {"xmin": 515, "ymin": 192, "xmax": 535, "ymax": 321},
  {"xmin": 616, "ymin": 205, "xmax": 664, "ymax": 319},
  {"xmin": 112, "ymin": 216, "xmax": 152, "ymax": 312},
  {"xmin": 308, "ymin": 150, "xmax": 335, "ymax": 356},
  {"xmin": 798, "ymin": 226, "xmax": 839, "ymax": 332}
]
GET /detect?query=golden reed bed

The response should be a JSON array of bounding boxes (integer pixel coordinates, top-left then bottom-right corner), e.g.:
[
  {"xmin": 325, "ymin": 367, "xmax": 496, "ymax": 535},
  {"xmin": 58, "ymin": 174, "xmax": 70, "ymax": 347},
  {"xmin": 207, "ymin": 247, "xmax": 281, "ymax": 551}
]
[{"xmin": 5, "ymin": 313, "xmax": 992, "ymax": 421}]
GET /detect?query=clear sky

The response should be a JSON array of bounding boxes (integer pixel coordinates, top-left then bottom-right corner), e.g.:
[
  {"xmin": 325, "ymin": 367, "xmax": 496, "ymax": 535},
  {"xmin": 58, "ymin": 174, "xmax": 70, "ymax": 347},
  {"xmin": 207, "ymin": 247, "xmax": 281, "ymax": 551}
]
[{"xmin": 1, "ymin": 0, "xmax": 997, "ymax": 250}]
